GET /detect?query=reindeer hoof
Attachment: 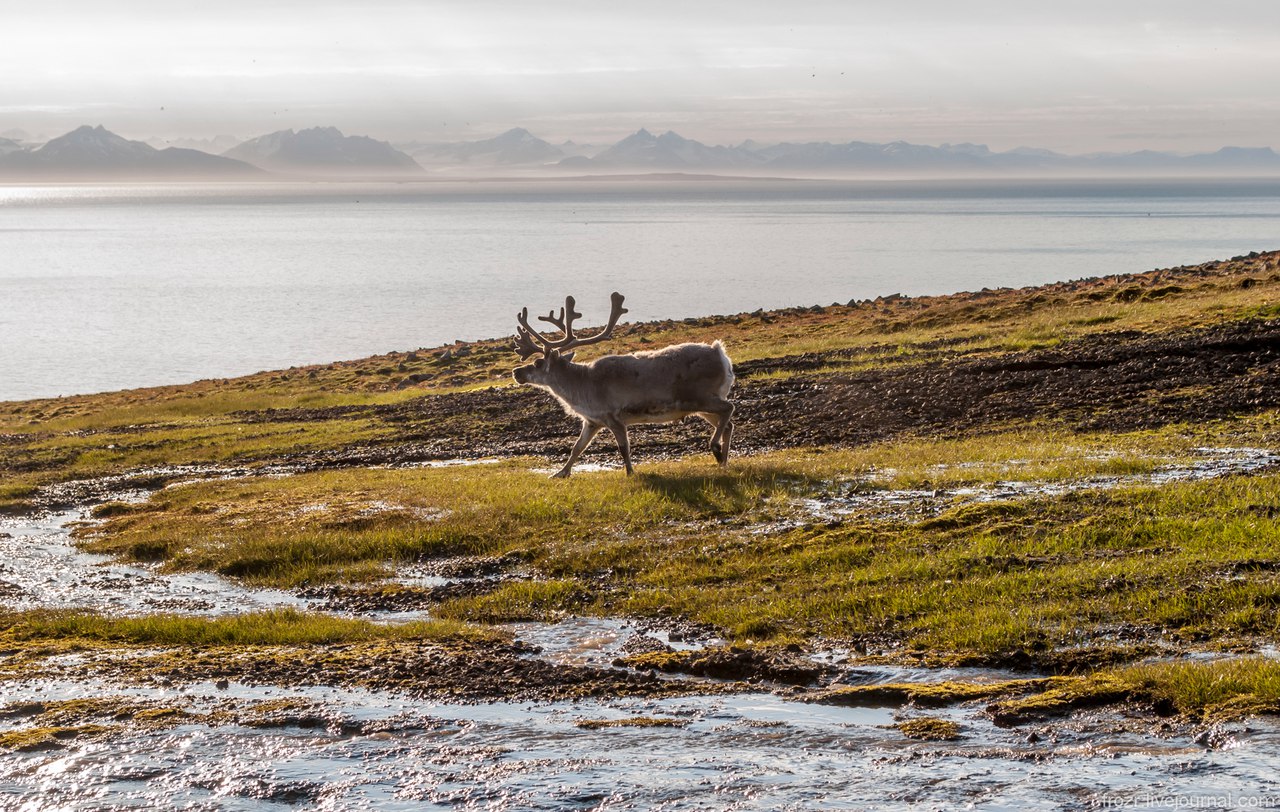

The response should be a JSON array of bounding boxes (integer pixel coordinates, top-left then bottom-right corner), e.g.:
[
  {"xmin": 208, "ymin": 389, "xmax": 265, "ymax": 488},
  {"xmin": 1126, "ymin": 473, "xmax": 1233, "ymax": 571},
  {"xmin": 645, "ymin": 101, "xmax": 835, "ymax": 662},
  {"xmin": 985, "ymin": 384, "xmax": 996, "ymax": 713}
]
[{"xmin": 550, "ymin": 470, "xmax": 571, "ymax": 479}]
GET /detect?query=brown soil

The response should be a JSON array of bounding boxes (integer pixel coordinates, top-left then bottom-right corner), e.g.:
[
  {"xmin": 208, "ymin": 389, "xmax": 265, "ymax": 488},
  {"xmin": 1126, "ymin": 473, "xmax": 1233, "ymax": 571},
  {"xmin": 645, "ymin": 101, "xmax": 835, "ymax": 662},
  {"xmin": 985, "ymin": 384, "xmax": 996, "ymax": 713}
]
[
  {"xmin": 256, "ymin": 318, "xmax": 1280, "ymax": 471},
  {"xmin": 56, "ymin": 639, "xmax": 738, "ymax": 703},
  {"xmin": 297, "ymin": 580, "xmax": 507, "ymax": 613},
  {"xmin": 618, "ymin": 645, "xmax": 834, "ymax": 686}
]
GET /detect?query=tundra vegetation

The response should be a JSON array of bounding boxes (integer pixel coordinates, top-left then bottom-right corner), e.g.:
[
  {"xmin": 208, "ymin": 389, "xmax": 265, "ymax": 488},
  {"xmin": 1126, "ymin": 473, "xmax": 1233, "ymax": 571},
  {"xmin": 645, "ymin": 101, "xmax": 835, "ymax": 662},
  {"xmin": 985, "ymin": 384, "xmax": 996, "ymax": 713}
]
[{"xmin": 3, "ymin": 250, "xmax": 1280, "ymax": 745}]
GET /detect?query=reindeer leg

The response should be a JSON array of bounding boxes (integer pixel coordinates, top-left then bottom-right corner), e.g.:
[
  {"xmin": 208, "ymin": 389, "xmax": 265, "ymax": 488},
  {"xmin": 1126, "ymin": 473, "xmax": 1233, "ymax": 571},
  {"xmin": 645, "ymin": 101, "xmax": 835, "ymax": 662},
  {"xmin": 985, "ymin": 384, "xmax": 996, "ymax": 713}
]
[
  {"xmin": 553, "ymin": 421, "xmax": 601, "ymax": 479},
  {"xmin": 604, "ymin": 417, "xmax": 634, "ymax": 475},
  {"xmin": 716, "ymin": 416, "xmax": 734, "ymax": 466},
  {"xmin": 705, "ymin": 401, "xmax": 735, "ymax": 466},
  {"xmin": 699, "ymin": 412, "xmax": 725, "ymax": 463}
]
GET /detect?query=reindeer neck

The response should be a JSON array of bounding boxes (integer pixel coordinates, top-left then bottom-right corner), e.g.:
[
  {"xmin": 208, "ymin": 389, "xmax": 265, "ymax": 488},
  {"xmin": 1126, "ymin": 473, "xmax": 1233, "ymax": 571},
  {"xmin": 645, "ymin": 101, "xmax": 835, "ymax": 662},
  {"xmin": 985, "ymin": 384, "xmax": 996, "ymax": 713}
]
[
  {"xmin": 530, "ymin": 358, "xmax": 591, "ymax": 414},
  {"xmin": 547, "ymin": 357, "xmax": 588, "ymax": 387}
]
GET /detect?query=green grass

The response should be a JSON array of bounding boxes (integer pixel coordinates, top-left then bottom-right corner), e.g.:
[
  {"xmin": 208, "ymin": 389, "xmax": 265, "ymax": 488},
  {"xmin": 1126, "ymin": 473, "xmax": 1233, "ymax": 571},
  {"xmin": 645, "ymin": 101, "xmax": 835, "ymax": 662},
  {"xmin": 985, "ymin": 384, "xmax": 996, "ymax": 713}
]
[
  {"xmin": 983, "ymin": 657, "xmax": 1280, "ymax": 722},
  {"xmin": 76, "ymin": 454, "xmax": 813, "ymax": 586},
  {"xmin": 575, "ymin": 717, "xmax": 687, "ymax": 730},
  {"xmin": 0, "ymin": 607, "xmax": 497, "ymax": 647},
  {"xmin": 621, "ymin": 473, "xmax": 1280, "ymax": 651},
  {"xmin": 437, "ymin": 579, "xmax": 592, "ymax": 623},
  {"xmin": 1120, "ymin": 657, "xmax": 1280, "ymax": 718},
  {"xmin": 19, "ymin": 417, "xmax": 391, "ymax": 476},
  {"xmin": 0, "ymin": 724, "xmax": 117, "ymax": 752},
  {"xmin": 57, "ymin": 416, "xmax": 1280, "ymax": 662},
  {"xmin": 72, "ymin": 421, "xmax": 1232, "ymax": 589},
  {"xmin": 811, "ymin": 658, "xmax": 1280, "ymax": 722},
  {"xmin": 896, "ymin": 718, "xmax": 963, "ymax": 740},
  {"xmin": 813, "ymin": 678, "xmax": 1050, "ymax": 707}
]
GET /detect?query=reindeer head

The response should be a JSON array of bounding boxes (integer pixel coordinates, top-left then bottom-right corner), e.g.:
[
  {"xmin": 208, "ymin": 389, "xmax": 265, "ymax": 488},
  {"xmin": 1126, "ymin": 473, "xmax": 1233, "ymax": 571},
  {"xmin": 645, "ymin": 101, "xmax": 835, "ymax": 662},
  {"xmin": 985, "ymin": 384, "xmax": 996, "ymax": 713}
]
[{"xmin": 512, "ymin": 292, "xmax": 627, "ymax": 386}]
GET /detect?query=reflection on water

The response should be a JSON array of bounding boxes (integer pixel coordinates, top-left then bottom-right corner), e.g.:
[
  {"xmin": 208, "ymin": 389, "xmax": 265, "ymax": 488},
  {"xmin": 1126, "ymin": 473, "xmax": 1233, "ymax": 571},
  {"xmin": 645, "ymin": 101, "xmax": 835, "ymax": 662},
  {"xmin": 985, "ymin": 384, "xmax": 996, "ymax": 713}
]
[
  {"xmin": 2, "ymin": 680, "xmax": 1278, "ymax": 810},
  {"xmin": 0, "ymin": 508, "xmax": 311, "ymax": 617}
]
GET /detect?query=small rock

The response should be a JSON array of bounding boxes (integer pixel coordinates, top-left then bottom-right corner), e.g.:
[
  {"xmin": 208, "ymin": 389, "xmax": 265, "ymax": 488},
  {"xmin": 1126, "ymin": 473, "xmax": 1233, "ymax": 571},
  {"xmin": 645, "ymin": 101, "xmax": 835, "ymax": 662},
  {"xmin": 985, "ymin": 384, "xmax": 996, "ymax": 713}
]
[{"xmin": 619, "ymin": 634, "xmax": 674, "ymax": 657}]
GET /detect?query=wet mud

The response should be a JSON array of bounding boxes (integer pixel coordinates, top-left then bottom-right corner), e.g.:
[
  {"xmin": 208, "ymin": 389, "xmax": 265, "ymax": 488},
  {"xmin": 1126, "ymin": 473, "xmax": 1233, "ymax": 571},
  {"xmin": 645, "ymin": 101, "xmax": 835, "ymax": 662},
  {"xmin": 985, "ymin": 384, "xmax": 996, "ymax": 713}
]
[
  {"xmin": 619, "ymin": 645, "xmax": 834, "ymax": 686},
  {"xmin": 296, "ymin": 580, "xmax": 505, "ymax": 613},
  {"xmin": 82, "ymin": 639, "xmax": 733, "ymax": 704}
]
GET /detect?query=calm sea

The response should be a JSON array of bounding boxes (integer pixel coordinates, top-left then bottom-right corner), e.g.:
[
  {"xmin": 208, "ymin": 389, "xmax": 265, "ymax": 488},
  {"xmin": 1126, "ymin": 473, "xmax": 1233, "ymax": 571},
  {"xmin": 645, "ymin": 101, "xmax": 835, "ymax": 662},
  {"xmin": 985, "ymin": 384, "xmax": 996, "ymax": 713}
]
[{"xmin": 2, "ymin": 178, "xmax": 1278, "ymax": 401}]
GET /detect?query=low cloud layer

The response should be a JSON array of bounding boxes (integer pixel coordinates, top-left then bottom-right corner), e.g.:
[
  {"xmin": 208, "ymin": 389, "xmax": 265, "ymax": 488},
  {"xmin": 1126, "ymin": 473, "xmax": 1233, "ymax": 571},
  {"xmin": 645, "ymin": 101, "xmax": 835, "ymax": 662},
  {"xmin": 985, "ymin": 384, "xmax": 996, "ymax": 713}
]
[{"xmin": 4, "ymin": 1, "xmax": 1278, "ymax": 152}]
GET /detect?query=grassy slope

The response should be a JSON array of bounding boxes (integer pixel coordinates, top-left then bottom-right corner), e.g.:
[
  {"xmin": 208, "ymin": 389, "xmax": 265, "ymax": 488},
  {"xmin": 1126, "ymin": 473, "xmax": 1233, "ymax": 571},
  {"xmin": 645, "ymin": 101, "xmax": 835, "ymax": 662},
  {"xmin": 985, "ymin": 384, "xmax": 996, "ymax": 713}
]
[
  {"xmin": 3, "ymin": 250, "xmax": 1278, "ymax": 507},
  {"xmin": 4, "ymin": 251, "xmax": 1280, "ymax": 719},
  {"xmin": 73, "ymin": 421, "xmax": 1280, "ymax": 656}
]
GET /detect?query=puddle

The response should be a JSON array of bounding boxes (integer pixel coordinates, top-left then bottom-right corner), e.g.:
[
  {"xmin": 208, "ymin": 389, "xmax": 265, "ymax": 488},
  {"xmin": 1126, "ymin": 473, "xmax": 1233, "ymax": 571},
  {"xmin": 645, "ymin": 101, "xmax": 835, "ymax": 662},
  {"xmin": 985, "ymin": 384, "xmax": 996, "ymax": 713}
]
[
  {"xmin": 531, "ymin": 462, "xmax": 623, "ymax": 475},
  {"xmin": 394, "ymin": 457, "xmax": 503, "ymax": 470},
  {"xmin": 507, "ymin": 617, "xmax": 712, "ymax": 669},
  {"xmin": 2, "ymin": 676, "xmax": 1278, "ymax": 810},
  {"xmin": 1, "ymin": 498, "xmax": 498, "ymax": 621},
  {"xmin": 796, "ymin": 447, "xmax": 1280, "ymax": 525},
  {"xmin": 31, "ymin": 463, "xmax": 298, "ymax": 511}
]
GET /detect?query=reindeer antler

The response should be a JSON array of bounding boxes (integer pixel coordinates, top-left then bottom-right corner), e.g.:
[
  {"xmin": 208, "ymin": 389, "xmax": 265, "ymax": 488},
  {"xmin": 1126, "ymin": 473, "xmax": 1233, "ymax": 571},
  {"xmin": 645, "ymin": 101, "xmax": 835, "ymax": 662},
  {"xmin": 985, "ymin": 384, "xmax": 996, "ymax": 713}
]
[
  {"xmin": 513, "ymin": 309, "xmax": 546, "ymax": 360},
  {"xmin": 537, "ymin": 296, "xmax": 584, "ymax": 341},
  {"xmin": 513, "ymin": 293, "xmax": 628, "ymax": 360}
]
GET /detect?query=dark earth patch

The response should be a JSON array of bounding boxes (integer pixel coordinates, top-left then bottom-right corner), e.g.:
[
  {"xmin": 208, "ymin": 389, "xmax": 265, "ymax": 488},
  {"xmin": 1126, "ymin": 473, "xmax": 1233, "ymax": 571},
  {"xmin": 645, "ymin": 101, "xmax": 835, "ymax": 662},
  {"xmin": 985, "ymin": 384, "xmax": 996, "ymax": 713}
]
[{"xmin": 260, "ymin": 318, "xmax": 1280, "ymax": 470}]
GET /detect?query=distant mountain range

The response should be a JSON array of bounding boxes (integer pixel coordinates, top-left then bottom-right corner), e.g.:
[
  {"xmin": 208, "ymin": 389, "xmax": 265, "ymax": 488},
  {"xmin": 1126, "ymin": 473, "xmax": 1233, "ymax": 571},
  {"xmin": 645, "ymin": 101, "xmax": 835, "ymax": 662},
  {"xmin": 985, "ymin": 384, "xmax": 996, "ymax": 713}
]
[
  {"xmin": 0, "ymin": 125, "xmax": 261, "ymax": 179},
  {"xmin": 559, "ymin": 129, "xmax": 760, "ymax": 170},
  {"xmin": 3, "ymin": 124, "xmax": 1279, "ymax": 180},
  {"xmin": 223, "ymin": 127, "xmax": 422, "ymax": 176},
  {"xmin": 1, "ymin": 128, "xmax": 44, "ymax": 145},
  {"xmin": 147, "ymin": 134, "xmax": 242, "ymax": 154},
  {"xmin": 554, "ymin": 129, "xmax": 1280, "ymax": 175},
  {"xmin": 405, "ymin": 127, "xmax": 567, "ymax": 166},
  {"xmin": 399, "ymin": 126, "xmax": 1280, "ymax": 176}
]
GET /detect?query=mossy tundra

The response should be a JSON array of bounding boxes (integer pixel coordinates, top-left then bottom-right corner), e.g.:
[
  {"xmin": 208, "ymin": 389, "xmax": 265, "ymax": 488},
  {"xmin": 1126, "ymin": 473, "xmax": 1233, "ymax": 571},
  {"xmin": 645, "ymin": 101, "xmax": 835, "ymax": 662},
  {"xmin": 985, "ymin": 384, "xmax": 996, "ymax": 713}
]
[{"xmin": 3, "ymin": 250, "xmax": 1280, "ymax": 724}]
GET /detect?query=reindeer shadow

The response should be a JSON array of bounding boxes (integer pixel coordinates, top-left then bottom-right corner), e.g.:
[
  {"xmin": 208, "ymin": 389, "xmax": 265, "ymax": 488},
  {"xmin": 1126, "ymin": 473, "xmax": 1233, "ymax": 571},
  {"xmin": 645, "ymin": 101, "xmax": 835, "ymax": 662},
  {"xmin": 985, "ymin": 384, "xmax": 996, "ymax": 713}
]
[{"xmin": 634, "ymin": 466, "xmax": 827, "ymax": 512}]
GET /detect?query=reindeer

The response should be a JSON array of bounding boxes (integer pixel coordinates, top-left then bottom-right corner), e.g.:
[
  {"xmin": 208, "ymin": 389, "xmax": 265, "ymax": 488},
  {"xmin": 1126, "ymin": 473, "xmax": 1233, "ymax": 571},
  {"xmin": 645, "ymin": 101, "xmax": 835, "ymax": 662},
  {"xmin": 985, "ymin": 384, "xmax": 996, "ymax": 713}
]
[{"xmin": 512, "ymin": 292, "xmax": 735, "ymax": 478}]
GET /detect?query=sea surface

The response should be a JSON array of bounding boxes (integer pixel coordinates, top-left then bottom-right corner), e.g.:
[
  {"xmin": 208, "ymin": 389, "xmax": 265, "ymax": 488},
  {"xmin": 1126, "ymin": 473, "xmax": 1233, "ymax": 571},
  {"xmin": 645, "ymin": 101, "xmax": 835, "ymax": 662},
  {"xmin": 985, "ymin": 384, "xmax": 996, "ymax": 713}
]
[{"xmin": 2, "ymin": 177, "xmax": 1278, "ymax": 401}]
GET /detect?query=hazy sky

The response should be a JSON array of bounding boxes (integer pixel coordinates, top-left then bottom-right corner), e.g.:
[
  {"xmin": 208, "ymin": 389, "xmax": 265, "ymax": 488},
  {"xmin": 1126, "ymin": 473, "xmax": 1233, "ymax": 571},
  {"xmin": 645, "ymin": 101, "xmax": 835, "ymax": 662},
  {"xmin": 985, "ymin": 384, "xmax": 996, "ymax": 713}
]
[{"xmin": 4, "ymin": 1, "xmax": 1279, "ymax": 152}]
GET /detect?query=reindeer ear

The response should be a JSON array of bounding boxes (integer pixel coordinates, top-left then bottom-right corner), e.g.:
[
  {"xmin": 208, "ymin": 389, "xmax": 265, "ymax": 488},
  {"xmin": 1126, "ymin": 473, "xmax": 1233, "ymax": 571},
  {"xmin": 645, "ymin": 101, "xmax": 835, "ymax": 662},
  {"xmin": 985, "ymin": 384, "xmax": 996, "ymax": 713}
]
[{"xmin": 561, "ymin": 351, "xmax": 575, "ymax": 363}]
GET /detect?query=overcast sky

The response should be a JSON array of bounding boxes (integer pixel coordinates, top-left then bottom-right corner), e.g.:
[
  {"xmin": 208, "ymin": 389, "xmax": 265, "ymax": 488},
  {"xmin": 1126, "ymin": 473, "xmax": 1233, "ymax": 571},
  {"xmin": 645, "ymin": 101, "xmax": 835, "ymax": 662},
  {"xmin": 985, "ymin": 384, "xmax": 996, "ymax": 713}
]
[{"xmin": 4, "ymin": 1, "xmax": 1278, "ymax": 152}]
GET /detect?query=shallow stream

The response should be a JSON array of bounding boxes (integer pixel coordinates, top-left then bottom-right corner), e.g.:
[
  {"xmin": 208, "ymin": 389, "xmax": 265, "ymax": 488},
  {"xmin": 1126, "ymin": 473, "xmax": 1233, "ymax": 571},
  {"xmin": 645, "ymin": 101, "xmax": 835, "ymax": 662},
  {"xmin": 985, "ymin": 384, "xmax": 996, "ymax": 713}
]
[
  {"xmin": 798, "ymin": 447, "xmax": 1280, "ymax": 525},
  {"xmin": 2, "ymin": 676, "xmax": 1278, "ymax": 810},
  {"xmin": 4, "ymin": 454, "xmax": 1280, "ymax": 808}
]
